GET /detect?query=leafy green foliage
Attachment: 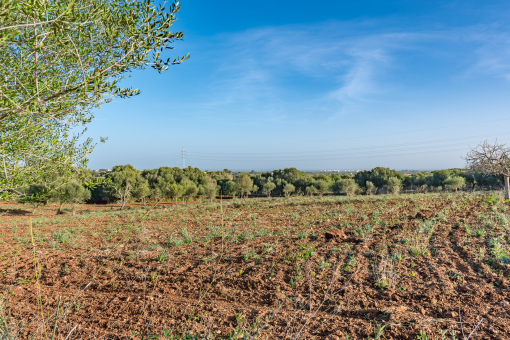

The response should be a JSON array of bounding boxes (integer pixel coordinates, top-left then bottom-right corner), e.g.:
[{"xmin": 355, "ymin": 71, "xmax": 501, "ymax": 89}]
[
  {"xmin": 387, "ymin": 176, "xmax": 403, "ymax": 194},
  {"xmin": 315, "ymin": 179, "xmax": 330, "ymax": 196},
  {"xmin": 262, "ymin": 181, "xmax": 276, "ymax": 197},
  {"xmin": 0, "ymin": 0, "xmax": 188, "ymax": 200},
  {"xmin": 51, "ymin": 180, "xmax": 91, "ymax": 214},
  {"xmin": 235, "ymin": 173, "xmax": 254, "ymax": 198},
  {"xmin": 201, "ymin": 177, "xmax": 218, "ymax": 202},
  {"xmin": 340, "ymin": 179, "xmax": 359, "ymax": 196},
  {"xmin": 283, "ymin": 183, "xmax": 295, "ymax": 197},
  {"xmin": 366, "ymin": 181, "xmax": 376, "ymax": 194},
  {"xmin": 305, "ymin": 185, "xmax": 318, "ymax": 196},
  {"xmin": 223, "ymin": 180, "xmax": 237, "ymax": 197},
  {"xmin": 443, "ymin": 176, "xmax": 466, "ymax": 191},
  {"xmin": 15, "ymin": 164, "xmax": 508, "ymax": 208},
  {"xmin": 355, "ymin": 167, "xmax": 405, "ymax": 190},
  {"xmin": 105, "ymin": 165, "xmax": 140, "ymax": 209}
]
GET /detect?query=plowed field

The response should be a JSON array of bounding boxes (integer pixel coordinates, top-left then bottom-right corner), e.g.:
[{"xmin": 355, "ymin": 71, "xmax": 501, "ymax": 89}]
[{"xmin": 1, "ymin": 193, "xmax": 509, "ymax": 339}]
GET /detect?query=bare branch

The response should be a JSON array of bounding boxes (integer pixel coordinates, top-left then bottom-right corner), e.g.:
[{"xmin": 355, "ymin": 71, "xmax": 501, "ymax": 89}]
[{"xmin": 464, "ymin": 140, "xmax": 510, "ymax": 176}]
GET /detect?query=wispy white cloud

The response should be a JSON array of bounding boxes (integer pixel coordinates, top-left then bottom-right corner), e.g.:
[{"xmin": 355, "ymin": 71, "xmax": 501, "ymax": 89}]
[
  {"xmin": 185, "ymin": 19, "xmax": 510, "ymax": 125},
  {"xmin": 327, "ymin": 47, "xmax": 388, "ymax": 103},
  {"xmin": 195, "ymin": 26, "xmax": 424, "ymax": 123},
  {"xmin": 88, "ymin": 3, "xmax": 510, "ymax": 170},
  {"xmin": 466, "ymin": 26, "xmax": 510, "ymax": 80}
]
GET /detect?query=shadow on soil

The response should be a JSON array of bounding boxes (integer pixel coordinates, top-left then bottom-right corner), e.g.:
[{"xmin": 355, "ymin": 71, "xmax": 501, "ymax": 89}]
[{"xmin": 0, "ymin": 208, "xmax": 32, "ymax": 216}]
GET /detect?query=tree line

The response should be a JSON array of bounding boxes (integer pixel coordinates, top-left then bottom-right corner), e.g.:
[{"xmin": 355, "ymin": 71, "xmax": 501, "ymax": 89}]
[
  {"xmin": 18, "ymin": 165, "xmax": 505, "ymax": 212},
  {"xmin": 247, "ymin": 167, "xmax": 502, "ymax": 196}
]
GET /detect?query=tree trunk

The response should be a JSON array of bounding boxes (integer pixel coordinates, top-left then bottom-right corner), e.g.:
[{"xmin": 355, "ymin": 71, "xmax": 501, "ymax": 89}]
[
  {"xmin": 120, "ymin": 197, "xmax": 126, "ymax": 210},
  {"xmin": 504, "ymin": 175, "xmax": 509, "ymax": 200},
  {"xmin": 72, "ymin": 205, "xmax": 76, "ymax": 215}
]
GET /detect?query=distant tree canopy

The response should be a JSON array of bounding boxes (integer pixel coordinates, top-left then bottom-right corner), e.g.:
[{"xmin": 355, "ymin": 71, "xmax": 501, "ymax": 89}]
[
  {"xmin": 340, "ymin": 179, "xmax": 359, "ymax": 197},
  {"xmin": 105, "ymin": 165, "xmax": 141, "ymax": 210},
  {"xmin": 282, "ymin": 183, "xmax": 296, "ymax": 197},
  {"xmin": 262, "ymin": 181, "xmax": 276, "ymax": 197},
  {"xmin": 443, "ymin": 176, "xmax": 466, "ymax": 192},
  {"xmin": 235, "ymin": 173, "xmax": 255, "ymax": 198},
  {"xmin": 354, "ymin": 167, "xmax": 405, "ymax": 189},
  {"xmin": 51, "ymin": 180, "xmax": 91, "ymax": 214},
  {"xmin": 16, "ymin": 164, "xmax": 507, "ymax": 208},
  {"xmin": 387, "ymin": 176, "xmax": 403, "ymax": 195},
  {"xmin": 365, "ymin": 181, "xmax": 376, "ymax": 195}
]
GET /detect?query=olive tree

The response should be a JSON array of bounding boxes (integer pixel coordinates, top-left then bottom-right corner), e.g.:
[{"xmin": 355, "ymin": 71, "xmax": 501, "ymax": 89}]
[
  {"xmin": 51, "ymin": 180, "xmax": 91, "ymax": 215},
  {"xmin": 305, "ymin": 185, "xmax": 318, "ymax": 196},
  {"xmin": 365, "ymin": 181, "xmax": 376, "ymax": 195},
  {"xmin": 387, "ymin": 177, "xmax": 403, "ymax": 195},
  {"xmin": 106, "ymin": 165, "xmax": 138, "ymax": 210},
  {"xmin": 131, "ymin": 176, "xmax": 151, "ymax": 206},
  {"xmin": 465, "ymin": 140, "xmax": 510, "ymax": 199},
  {"xmin": 340, "ymin": 179, "xmax": 358, "ymax": 197},
  {"xmin": 166, "ymin": 183, "xmax": 184, "ymax": 203},
  {"xmin": 0, "ymin": 0, "xmax": 188, "ymax": 200},
  {"xmin": 262, "ymin": 181, "xmax": 276, "ymax": 197},
  {"xmin": 182, "ymin": 180, "xmax": 198, "ymax": 203},
  {"xmin": 315, "ymin": 180, "xmax": 330, "ymax": 196},
  {"xmin": 331, "ymin": 180, "xmax": 343, "ymax": 194},
  {"xmin": 235, "ymin": 173, "xmax": 254, "ymax": 198},
  {"xmin": 24, "ymin": 184, "xmax": 50, "ymax": 214},
  {"xmin": 202, "ymin": 177, "xmax": 218, "ymax": 202},
  {"xmin": 283, "ymin": 183, "xmax": 295, "ymax": 197},
  {"xmin": 443, "ymin": 176, "xmax": 465, "ymax": 192},
  {"xmin": 223, "ymin": 180, "xmax": 237, "ymax": 198}
]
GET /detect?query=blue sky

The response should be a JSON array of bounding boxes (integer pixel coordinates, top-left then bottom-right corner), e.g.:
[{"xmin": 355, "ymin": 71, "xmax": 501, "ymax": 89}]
[{"xmin": 86, "ymin": 0, "xmax": 510, "ymax": 171}]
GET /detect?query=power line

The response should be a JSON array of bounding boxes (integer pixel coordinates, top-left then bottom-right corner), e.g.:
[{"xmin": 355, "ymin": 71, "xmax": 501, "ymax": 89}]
[
  {"xmin": 183, "ymin": 133, "xmax": 510, "ymax": 160},
  {"xmin": 89, "ymin": 138, "xmax": 510, "ymax": 167},
  {"xmin": 87, "ymin": 131, "xmax": 510, "ymax": 168},
  {"xmin": 185, "ymin": 146, "xmax": 476, "ymax": 163},
  {"xmin": 181, "ymin": 147, "xmax": 186, "ymax": 169},
  {"xmin": 187, "ymin": 131, "xmax": 504, "ymax": 157},
  {"xmin": 88, "ymin": 130, "xmax": 508, "ymax": 167},
  {"xmin": 181, "ymin": 117, "xmax": 510, "ymax": 149}
]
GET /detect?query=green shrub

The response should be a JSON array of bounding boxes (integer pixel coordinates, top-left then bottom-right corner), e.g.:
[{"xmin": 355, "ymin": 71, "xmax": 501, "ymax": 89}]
[
  {"xmin": 387, "ymin": 177, "xmax": 402, "ymax": 195},
  {"xmin": 341, "ymin": 179, "xmax": 359, "ymax": 196}
]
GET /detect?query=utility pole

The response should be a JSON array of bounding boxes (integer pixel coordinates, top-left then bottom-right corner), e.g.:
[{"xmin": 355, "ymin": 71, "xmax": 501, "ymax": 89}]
[{"xmin": 181, "ymin": 147, "xmax": 186, "ymax": 169}]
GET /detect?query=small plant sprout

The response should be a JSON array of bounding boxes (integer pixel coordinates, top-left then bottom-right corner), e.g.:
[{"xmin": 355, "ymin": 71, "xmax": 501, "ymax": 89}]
[
  {"xmin": 157, "ymin": 251, "xmax": 168, "ymax": 262},
  {"xmin": 416, "ymin": 330, "xmax": 429, "ymax": 340}
]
